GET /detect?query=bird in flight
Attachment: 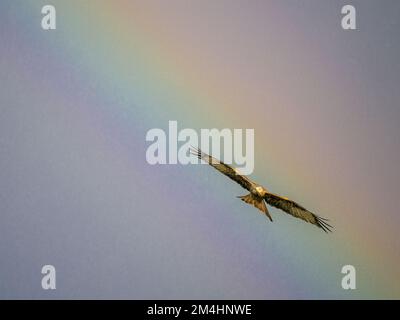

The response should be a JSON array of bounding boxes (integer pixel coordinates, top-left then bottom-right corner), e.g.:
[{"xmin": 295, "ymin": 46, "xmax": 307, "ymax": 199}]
[{"xmin": 190, "ymin": 147, "xmax": 332, "ymax": 232}]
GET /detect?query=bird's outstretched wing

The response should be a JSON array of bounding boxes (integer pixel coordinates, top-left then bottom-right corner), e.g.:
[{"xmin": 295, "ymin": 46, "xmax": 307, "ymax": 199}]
[
  {"xmin": 264, "ymin": 193, "xmax": 332, "ymax": 232},
  {"xmin": 190, "ymin": 147, "xmax": 254, "ymax": 191}
]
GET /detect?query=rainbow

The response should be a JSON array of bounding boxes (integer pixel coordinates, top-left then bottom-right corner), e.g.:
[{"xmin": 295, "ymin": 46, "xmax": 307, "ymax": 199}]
[{"xmin": 1, "ymin": 1, "xmax": 398, "ymax": 298}]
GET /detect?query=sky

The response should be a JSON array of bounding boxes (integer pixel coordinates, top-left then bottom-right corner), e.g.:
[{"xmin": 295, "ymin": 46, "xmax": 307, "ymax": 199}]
[{"xmin": 0, "ymin": 0, "xmax": 399, "ymax": 299}]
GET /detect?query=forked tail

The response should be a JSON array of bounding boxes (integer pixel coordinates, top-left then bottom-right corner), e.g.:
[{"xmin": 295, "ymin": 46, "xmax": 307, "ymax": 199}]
[{"xmin": 238, "ymin": 193, "xmax": 273, "ymax": 222}]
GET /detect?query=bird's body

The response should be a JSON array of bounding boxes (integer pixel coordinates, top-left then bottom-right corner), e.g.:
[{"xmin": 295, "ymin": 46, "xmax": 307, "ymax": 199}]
[{"xmin": 190, "ymin": 147, "xmax": 332, "ymax": 232}]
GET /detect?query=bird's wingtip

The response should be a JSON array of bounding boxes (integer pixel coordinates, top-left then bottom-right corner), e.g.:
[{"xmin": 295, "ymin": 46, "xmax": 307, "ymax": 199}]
[{"xmin": 316, "ymin": 216, "xmax": 333, "ymax": 233}]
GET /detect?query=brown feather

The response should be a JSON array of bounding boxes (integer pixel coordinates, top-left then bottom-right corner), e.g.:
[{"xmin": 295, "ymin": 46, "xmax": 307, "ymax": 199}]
[
  {"xmin": 264, "ymin": 193, "xmax": 332, "ymax": 232},
  {"xmin": 190, "ymin": 147, "xmax": 254, "ymax": 191},
  {"xmin": 238, "ymin": 194, "xmax": 273, "ymax": 221}
]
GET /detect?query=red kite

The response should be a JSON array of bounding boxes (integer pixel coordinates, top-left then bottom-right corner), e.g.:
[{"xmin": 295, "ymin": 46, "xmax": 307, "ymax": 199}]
[{"xmin": 191, "ymin": 147, "xmax": 332, "ymax": 232}]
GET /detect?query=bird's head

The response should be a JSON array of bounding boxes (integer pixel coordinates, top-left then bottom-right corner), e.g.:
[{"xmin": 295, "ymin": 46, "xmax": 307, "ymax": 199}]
[{"xmin": 255, "ymin": 186, "xmax": 267, "ymax": 197}]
